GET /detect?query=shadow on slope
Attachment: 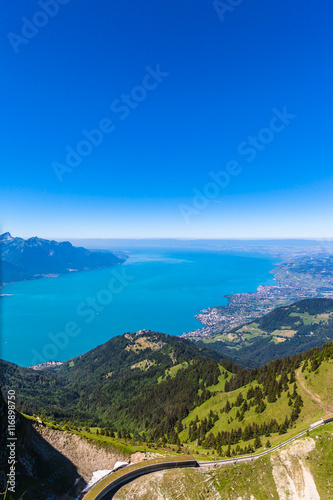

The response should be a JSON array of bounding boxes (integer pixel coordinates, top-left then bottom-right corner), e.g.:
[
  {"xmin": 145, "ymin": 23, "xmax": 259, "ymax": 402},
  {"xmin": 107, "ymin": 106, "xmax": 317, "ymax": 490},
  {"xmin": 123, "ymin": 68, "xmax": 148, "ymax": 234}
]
[{"xmin": 0, "ymin": 387, "xmax": 85, "ymax": 499}]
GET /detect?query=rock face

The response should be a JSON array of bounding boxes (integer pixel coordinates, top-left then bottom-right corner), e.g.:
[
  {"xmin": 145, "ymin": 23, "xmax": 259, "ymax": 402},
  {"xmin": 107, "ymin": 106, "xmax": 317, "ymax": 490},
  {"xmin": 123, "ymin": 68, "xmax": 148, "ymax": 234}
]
[
  {"xmin": 129, "ymin": 451, "xmax": 146, "ymax": 464},
  {"xmin": 271, "ymin": 437, "xmax": 320, "ymax": 500},
  {"xmin": 0, "ymin": 390, "xmax": 83, "ymax": 499},
  {"xmin": 0, "ymin": 232, "xmax": 125, "ymax": 285},
  {"xmin": 0, "ymin": 388, "xmax": 131, "ymax": 499},
  {"xmin": 34, "ymin": 423, "xmax": 129, "ymax": 482}
]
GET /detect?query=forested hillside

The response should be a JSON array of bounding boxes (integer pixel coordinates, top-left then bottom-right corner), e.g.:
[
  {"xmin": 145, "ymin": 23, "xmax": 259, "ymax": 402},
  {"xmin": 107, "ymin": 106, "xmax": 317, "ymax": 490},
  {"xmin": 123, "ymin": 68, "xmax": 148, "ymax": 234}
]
[
  {"xmin": 1, "ymin": 328, "xmax": 332, "ymax": 461},
  {"xmin": 1, "ymin": 331, "xmax": 236, "ymax": 427},
  {"xmin": 201, "ymin": 298, "xmax": 333, "ymax": 367}
]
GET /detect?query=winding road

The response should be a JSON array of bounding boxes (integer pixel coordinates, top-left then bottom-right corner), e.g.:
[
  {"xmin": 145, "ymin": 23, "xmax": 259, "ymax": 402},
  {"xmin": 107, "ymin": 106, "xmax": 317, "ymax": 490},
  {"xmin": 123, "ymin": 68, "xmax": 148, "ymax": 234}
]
[
  {"xmin": 83, "ymin": 417, "xmax": 333, "ymax": 499},
  {"xmin": 83, "ymin": 372, "xmax": 333, "ymax": 499}
]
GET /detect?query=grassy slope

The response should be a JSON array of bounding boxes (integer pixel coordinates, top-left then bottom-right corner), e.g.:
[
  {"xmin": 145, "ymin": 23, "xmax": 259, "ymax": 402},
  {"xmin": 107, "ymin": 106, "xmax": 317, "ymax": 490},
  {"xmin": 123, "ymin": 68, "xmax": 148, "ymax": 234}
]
[
  {"xmin": 18, "ymin": 342, "xmax": 332, "ymax": 464},
  {"xmin": 206, "ymin": 365, "xmax": 234, "ymax": 392},
  {"xmin": 178, "ymin": 361, "xmax": 327, "ymax": 458},
  {"xmin": 113, "ymin": 457, "xmax": 278, "ymax": 500},
  {"xmin": 157, "ymin": 361, "xmax": 189, "ymax": 383},
  {"xmin": 298, "ymin": 359, "xmax": 333, "ymax": 413},
  {"xmin": 26, "ymin": 364, "xmax": 321, "ymax": 465},
  {"xmin": 69, "ymin": 354, "xmax": 331, "ymax": 462},
  {"xmin": 308, "ymin": 423, "xmax": 333, "ymax": 499},
  {"xmin": 0, "ymin": 330, "xmax": 226, "ymax": 428},
  {"xmin": 113, "ymin": 423, "xmax": 333, "ymax": 500}
]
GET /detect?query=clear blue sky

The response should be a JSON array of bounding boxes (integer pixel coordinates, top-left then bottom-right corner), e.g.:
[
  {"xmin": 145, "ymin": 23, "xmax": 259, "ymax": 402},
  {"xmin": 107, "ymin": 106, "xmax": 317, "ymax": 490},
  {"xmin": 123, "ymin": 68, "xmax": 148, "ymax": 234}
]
[{"xmin": 1, "ymin": 0, "xmax": 333, "ymax": 239}]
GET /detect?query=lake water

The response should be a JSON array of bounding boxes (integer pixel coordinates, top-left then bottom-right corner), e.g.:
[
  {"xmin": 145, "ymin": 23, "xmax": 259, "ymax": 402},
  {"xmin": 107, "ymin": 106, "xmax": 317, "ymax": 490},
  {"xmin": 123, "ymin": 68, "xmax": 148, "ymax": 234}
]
[{"xmin": 1, "ymin": 248, "xmax": 277, "ymax": 366}]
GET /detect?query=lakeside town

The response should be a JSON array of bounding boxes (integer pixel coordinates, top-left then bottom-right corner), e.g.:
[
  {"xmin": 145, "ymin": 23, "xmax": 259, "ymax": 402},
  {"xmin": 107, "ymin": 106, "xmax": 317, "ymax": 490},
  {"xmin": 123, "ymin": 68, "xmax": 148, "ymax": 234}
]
[{"xmin": 184, "ymin": 247, "xmax": 333, "ymax": 339}]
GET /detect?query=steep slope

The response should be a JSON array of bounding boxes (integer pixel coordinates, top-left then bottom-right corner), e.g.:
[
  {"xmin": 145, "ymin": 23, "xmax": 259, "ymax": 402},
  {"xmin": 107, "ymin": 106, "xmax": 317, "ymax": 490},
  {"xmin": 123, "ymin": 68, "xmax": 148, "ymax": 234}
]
[
  {"xmin": 30, "ymin": 422, "xmax": 129, "ymax": 482},
  {"xmin": 175, "ymin": 342, "xmax": 333, "ymax": 459},
  {"xmin": 1, "ymin": 333, "xmax": 332, "ymax": 463},
  {"xmin": 0, "ymin": 388, "xmax": 84, "ymax": 499},
  {"xmin": 0, "ymin": 232, "xmax": 125, "ymax": 285},
  {"xmin": 112, "ymin": 424, "xmax": 333, "ymax": 500},
  {"xmin": 200, "ymin": 298, "xmax": 333, "ymax": 368},
  {"xmin": 1, "ymin": 330, "xmax": 237, "ymax": 432}
]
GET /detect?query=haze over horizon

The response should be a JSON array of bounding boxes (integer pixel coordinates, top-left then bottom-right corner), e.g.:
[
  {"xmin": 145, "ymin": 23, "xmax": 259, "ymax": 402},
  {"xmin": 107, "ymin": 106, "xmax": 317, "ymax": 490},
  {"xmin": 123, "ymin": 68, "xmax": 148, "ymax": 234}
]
[
  {"xmin": 2, "ymin": 1, "xmax": 333, "ymax": 239},
  {"xmin": 3, "ymin": 232, "xmax": 333, "ymax": 251}
]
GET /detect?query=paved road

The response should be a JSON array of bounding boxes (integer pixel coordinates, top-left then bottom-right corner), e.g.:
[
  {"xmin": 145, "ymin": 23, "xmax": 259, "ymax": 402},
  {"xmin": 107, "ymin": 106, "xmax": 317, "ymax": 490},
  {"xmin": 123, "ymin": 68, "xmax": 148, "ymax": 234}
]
[
  {"xmin": 199, "ymin": 419, "xmax": 324, "ymax": 467},
  {"xmin": 84, "ymin": 363, "xmax": 333, "ymax": 498},
  {"xmin": 84, "ymin": 418, "xmax": 332, "ymax": 499}
]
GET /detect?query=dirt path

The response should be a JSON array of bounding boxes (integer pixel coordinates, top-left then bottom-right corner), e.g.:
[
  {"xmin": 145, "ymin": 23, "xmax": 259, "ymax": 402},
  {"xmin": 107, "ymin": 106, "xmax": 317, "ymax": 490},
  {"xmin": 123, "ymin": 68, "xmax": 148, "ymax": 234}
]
[{"xmin": 296, "ymin": 367, "xmax": 331, "ymax": 414}]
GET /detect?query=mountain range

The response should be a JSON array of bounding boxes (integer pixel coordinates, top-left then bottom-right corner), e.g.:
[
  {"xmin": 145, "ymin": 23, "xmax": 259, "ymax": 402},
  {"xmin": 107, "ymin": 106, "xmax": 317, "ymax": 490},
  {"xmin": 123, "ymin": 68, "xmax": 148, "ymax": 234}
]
[{"xmin": 0, "ymin": 232, "xmax": 126, "ymax": 285}]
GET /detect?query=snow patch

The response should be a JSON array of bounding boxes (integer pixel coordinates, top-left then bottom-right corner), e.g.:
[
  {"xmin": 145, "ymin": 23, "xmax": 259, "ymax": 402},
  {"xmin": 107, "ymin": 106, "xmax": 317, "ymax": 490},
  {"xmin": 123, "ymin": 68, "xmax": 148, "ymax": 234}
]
[{"xmin": 82, "ymin": 470, "xmax": 112, "ymax": 492}]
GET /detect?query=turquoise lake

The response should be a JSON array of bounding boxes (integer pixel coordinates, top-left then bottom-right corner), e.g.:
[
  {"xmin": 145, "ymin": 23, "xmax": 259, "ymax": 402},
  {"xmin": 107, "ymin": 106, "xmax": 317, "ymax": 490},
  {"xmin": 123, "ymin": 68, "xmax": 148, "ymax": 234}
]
[{"xmin": 1, "ymin": 248, "xmax": 277, "ymax": 366}]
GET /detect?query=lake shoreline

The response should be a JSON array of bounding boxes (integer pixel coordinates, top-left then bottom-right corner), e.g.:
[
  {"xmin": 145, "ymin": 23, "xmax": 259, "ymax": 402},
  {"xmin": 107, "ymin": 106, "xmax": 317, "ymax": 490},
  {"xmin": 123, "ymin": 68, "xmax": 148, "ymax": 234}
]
[{"xmin": 1, "ymin": 249, "xmax": 280, "ymax": 366}]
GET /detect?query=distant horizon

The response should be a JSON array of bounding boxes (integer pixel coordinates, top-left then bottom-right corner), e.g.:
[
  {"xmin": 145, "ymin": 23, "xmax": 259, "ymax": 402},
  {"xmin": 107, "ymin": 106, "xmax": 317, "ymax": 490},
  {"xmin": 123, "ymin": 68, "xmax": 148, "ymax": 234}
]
[
  {"xmin": 3, "ymin": 231, "xmax": 333, "ymax": 245},
  {"xmin": 2, "ymin": 2, "xmax": 333, "ymax": 243}
]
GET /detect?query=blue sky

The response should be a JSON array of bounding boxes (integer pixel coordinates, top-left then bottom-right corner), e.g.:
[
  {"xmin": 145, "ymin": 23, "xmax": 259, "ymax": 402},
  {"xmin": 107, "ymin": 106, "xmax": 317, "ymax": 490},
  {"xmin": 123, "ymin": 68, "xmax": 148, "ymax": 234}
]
[{"xmin": 1, "ymin": 0, "xmax": 333, "ymax": 239}]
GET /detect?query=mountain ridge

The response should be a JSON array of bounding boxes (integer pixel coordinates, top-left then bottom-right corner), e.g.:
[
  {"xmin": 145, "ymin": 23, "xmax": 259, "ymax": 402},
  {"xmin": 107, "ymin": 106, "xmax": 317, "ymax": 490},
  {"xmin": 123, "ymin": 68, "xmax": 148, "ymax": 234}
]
[
  {"xmin": 0, "ymin": 329, "xmax": 238, "ymax": 425},
  {"xmin": 0, "ymin": 232, "xmax": 126, "ymax": 285},
  {"xmin": 1, "ymin": 321, "xmax": 332, "ymax": 437}
]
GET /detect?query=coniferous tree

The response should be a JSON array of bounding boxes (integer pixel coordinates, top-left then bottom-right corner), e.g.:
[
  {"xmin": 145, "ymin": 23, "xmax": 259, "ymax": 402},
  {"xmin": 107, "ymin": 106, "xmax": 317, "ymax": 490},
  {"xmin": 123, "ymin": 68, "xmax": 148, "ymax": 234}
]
[{"xmin": 254, "ymin": 435, "xmax": 262, "ymax": 449}]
